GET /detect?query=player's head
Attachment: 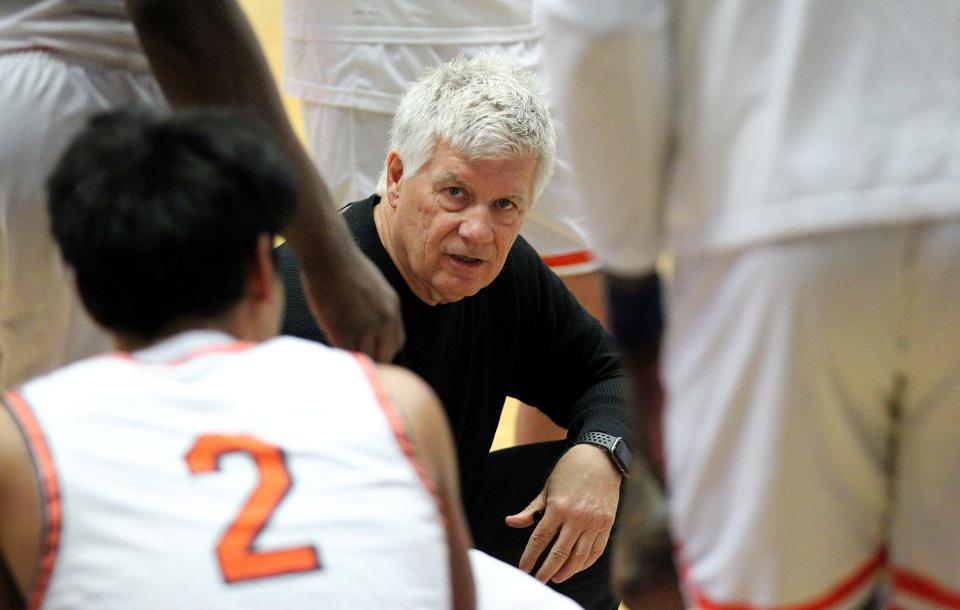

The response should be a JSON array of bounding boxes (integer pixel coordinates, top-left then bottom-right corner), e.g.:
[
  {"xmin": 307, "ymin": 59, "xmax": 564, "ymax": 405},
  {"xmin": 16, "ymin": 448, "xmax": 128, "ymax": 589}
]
[
  {"xmin": 376, "ymin": 52, "xmax": 556, "ymax": 205},
  {"xmin": 47, "ymin": 107, "xmax": 296, "ymax": 343}
]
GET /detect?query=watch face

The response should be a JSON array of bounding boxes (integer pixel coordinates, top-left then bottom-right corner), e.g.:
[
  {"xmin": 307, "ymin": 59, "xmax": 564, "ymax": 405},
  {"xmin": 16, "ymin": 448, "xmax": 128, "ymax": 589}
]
[
  {"xmin": 612, "ymin": 438, "xmax": 632, "ymax": 473},
  {"xmin": 577, "ymin": 431, "xmax": 631, "ymax": 474}
]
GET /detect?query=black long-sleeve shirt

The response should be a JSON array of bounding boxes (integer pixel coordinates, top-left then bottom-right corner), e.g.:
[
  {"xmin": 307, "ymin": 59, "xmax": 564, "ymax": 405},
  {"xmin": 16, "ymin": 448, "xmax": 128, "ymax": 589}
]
[{"xmin": 278, "ymin": 195, "xmax": 629, "ymax": 507}]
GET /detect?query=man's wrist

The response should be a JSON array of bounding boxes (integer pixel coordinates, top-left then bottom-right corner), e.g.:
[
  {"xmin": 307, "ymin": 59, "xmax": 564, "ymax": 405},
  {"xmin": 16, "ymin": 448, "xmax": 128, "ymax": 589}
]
[{"xmin": 573, "ymin": 431, "xmax": 632, "ymax": 476}]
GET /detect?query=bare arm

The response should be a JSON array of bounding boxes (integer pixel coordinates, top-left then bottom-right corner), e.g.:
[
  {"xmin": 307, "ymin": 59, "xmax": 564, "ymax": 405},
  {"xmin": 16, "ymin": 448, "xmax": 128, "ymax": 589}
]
[
  {"xmin": 536, "ymin": 0, "xmax": 682, "ymax": 598},
  {"xmin": 0, "ymin": 560, "xmax": 21, "ymax": 610},
  {"xmin": 377, "ymin": 366, "xmax": 476, "ymax": 610},
  {"xmin": 0, "ymin": 398, "xmax": 41, "ymax": 610},
  {"xmin": 124, "ymin": 0, "xmax": 403, "ymax": 361}
]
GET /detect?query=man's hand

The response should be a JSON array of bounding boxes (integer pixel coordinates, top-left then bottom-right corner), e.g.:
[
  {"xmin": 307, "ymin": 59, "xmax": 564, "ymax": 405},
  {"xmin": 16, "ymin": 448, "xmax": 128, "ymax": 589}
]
[
  {"xmin": 300, "ymin": 252, "xmax": 404, "ymax": 362},
  {"xmin": 505, "ymin": 444, "xmax": 622, "ymax": 583}
]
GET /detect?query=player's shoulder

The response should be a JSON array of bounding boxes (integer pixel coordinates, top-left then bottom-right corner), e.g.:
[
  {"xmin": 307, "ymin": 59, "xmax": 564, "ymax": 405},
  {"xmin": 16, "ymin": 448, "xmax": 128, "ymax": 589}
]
[
  {"xmin": 0, "ymin": 392, "xmax": 31, "ymax": 470},
  {"xmin": 372, "ymin": 364, "xmax": 456, "ymax": 484},
  {"xmin": 255, "ymin": 335, "xmax": 359, "ymax": 370},
  {"xmin": 373, "ymin": 364, "xmax": 444, "ymax": 422},
  {"xmin": 17, "ymin": 352, "xmax": 127, "ymax": 399},
  {"xmin": 372, "ymin": 364, "xmax": 453, "ymax": 448}
]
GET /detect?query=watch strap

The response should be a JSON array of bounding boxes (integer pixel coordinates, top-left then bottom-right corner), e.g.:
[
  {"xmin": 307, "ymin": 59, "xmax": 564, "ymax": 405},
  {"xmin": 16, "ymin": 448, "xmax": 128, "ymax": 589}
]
[{"xmin": 574, "ymin": 431, "xmax": 630, "ymax": 475}]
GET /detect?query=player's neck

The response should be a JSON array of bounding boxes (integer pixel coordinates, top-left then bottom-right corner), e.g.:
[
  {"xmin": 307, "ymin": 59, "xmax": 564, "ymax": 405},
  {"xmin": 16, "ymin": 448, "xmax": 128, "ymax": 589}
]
[
  {"xmin": 112, "ymin": 320, "xmax": 234, "ymax": 352},
  {"xmin": 113, "ymin": 306, "xmax": 276, "ymax": 352}
]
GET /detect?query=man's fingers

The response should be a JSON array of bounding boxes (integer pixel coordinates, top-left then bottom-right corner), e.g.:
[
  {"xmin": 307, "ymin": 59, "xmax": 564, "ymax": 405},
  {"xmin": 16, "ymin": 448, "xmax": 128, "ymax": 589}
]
[
  {"xmin": 324, "ymin": 319, "xmax": 403, "ymax": 362},
  {"xmin": 505, "ymin": 491, "xmax": 546, "ymax": 529},
  {"xmin": 298, "ymin": 262, "xmax": 404, "ymax": 362},
  {"xmin": 549, "ymin": 530, "xmax": 598, "ymax": 584},
  {"xmin": 350, "ymin": 308, "xmax": 404, "ymax": 362},
  {"xmin": 532, "ymin": 525, "xmax": 582, "ymax": 583},
  {"xmin": 584, "ymin": 528, "xmax": 610, "ymax": 572},
  {"xmin": 517, "ymin": 510, "xmax": 562, "ymax": 574}
]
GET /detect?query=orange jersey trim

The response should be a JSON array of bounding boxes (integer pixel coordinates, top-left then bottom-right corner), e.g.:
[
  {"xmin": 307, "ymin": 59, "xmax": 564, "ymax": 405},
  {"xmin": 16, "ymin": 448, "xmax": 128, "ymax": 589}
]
[
  {"xmin": 680, "ymin": 546, "xmax": 886, "ymax": 610},
  {"xmin": 540, "ymin": 250, "xmax": 595, "ymax": 269},
  {"xmin": 893, "ymin": 567, "xmax": 960, "ymax": 609},
  {"xmin": 112, "ymin": 340, "xmax": 254, "ymax": 367},
  {"xmin": 352, "ymin": 354, "xmax": 447, "ymax": 521},
  {"xmin": 4, "ymin": 391, "xmax": 62, "ymax": 610}
]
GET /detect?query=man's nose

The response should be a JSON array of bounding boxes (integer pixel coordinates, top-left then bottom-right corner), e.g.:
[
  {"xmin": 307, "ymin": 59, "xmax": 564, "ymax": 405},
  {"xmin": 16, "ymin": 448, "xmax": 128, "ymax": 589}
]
[{"xmin": 458, "ymin": 205, "xmax": 494, "ymax": 243}]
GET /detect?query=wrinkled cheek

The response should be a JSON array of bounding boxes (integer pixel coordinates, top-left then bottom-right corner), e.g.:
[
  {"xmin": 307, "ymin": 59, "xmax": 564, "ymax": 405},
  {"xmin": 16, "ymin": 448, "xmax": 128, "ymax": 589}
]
[{"xmin": 491, "ymin": 257, "xmax": 509, "ymax": 279}]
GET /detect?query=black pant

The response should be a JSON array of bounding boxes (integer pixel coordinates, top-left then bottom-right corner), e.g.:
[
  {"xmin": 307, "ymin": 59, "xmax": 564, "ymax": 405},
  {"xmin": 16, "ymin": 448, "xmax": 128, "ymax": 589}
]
[{"xmin": 466, "ymin": 441, "xmax": 620, "ymax": 610}]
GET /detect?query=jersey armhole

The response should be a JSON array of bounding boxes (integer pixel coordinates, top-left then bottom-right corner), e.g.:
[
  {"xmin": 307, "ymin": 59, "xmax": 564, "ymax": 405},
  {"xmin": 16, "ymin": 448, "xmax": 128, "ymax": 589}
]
[
  {"xmin": 350, "ymin": 355, "xmax": 449, "ymax": 524},
  {"xmin": 2, "ymin": 391, "xmax": 62, "ymax": 610}
]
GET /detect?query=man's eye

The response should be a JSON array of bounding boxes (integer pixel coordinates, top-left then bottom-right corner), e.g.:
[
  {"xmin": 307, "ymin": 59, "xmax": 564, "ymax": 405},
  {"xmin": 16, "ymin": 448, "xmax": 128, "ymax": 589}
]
[
  {"xmin": 446, "ymin": 186, "xmax": 464, "ymax": 197},
  {"xmin": 495, "ymin": 199, "xmax": 515, "ymax": 210}
]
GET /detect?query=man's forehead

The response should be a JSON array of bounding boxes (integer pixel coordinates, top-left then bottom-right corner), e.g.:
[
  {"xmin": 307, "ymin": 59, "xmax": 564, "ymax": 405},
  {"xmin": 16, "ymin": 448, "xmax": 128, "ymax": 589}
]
[{"xmin": 427, "ymin": 147, "xmax": 536, "ymax": 199}]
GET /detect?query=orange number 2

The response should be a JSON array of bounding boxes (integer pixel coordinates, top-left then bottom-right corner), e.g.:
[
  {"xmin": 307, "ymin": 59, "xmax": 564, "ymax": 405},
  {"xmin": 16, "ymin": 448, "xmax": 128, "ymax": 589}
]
[{"xmin": 186, "ymin": 434, "xmax": 321, "ymax": 583}]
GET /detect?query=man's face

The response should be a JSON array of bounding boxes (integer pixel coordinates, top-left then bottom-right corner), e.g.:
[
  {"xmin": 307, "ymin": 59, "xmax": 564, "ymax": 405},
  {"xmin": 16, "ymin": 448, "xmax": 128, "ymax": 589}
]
[{"xmin": 383, "ymin": 141, "xmax": 537, "ymax": 305}]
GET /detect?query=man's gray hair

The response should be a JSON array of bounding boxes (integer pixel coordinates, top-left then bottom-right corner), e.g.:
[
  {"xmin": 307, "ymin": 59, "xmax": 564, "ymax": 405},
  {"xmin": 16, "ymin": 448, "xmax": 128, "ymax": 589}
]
[{"xmin": 376, "ymin": 53, "xmax": 556, "ymax": 204}]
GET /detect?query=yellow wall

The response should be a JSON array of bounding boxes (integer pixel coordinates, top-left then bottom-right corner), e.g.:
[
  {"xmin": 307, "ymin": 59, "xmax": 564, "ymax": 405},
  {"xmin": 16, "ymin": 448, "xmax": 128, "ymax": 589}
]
[{"xmin": 236, "ymin": 0, "xmax": 305, "ymax": 142}]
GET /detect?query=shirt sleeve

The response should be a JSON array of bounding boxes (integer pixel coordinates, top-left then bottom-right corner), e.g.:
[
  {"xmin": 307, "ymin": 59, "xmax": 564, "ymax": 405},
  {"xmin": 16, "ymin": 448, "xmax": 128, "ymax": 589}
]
[
  {"xmin": 537, "ymin": 0, "xmax": 673, "ymax": 277},
  {"xmin": 507, "ymin": 240, "xmax": 632, "ymax": 447}
]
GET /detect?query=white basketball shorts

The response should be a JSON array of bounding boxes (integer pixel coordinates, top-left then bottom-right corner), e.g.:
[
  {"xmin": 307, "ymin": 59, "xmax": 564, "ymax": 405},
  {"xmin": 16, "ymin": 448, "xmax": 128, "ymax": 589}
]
[
  {"xmin": 0, "ymin": 50, "xmax": 163, "ymax": 388},
  {"xmin": 663, "ymin": 220, "xmax": 960, "ymax": 609}
]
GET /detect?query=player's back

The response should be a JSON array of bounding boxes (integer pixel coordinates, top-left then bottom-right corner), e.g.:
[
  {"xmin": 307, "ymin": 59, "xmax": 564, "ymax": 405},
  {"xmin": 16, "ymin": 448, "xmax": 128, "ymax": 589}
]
[{"xmin": 9, "ymin": 331, "xmax": 450, "ymax": 610}]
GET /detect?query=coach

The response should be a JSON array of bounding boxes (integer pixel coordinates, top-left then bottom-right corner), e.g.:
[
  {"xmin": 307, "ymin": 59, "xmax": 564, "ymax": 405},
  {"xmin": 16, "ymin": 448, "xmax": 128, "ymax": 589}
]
[{"xmin": 279, "ymin": 54, "xmax": 632, "ymax": 610}]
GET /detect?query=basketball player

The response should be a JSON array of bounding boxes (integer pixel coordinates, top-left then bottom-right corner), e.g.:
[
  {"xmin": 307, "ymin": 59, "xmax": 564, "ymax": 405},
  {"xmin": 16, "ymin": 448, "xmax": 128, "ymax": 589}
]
[
  {"xmin": 542, "ymin": 0, "xmax": 960, "ymax": 608},
  {"xmin": 0, "ymin": 108, "xmax": 581, "ymax": 610}
]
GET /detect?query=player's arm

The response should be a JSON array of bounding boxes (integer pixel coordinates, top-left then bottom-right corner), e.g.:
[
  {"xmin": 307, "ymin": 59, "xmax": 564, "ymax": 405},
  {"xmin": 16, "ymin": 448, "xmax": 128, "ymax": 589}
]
[
  {"xmin": 0, "ymin": 398, "xmax": 41, "ymax": 610},
  {"xmin": 124, "ymin": 0, "xmax": 403, "ymax": 361},
  {"xmin": 0, "ymin": 559, "xmax": 20, "ymax": 610},
  {"xmin": 376, "ymin": 365, "xmax": 476, "ymax": 610},
  {"xmin": 539, "ymin": 0, "xmax": 681, "ymax": 601},
  {"xmin": 606, "ymin": 273, "xmax": 664, "ymax": 479}
]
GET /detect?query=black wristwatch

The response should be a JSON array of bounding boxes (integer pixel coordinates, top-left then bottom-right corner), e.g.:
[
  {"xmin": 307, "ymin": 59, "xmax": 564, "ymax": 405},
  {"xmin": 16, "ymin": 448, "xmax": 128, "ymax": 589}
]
[{"xmin": 574, "ymin": 431, "xmax": 632, "ymax": 476}]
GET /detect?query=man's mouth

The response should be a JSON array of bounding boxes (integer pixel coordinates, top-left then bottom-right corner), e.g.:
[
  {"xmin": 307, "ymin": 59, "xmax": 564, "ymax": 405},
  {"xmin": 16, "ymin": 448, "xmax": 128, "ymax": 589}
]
[{"xmin": 451, "ymin": 254, "xmax": 483, "ymax": 266}]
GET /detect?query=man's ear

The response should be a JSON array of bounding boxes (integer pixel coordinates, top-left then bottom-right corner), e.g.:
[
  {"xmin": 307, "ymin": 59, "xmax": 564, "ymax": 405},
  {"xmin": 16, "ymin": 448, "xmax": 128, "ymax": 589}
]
[
  {"xmin": 385, "ymin": 150, "xmax": 404, "ymax": 207},
  {"xmin": 247, "ymin": 234, "xmax": 276, "ymax": 304}
]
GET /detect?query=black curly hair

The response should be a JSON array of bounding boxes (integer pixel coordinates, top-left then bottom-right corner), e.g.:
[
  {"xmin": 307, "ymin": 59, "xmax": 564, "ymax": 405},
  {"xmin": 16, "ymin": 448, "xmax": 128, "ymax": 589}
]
[{"xmin": 47, "ymin": 107, "xmax": 297, "ymax": 340}]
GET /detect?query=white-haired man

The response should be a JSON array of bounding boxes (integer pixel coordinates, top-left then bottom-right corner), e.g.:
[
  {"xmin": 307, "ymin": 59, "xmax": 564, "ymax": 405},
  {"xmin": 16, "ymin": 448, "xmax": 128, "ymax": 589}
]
[
  {"xmin": 279, "ymin": 0, "xmax": 614, "ymax": 445},
  {"xmin": 279, "ymin": 53, "xmax": 636, "ymax": 610}
]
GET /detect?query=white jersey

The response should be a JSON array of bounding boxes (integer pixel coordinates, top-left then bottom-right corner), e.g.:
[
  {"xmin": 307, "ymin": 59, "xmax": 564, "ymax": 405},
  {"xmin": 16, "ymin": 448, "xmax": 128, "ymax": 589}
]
[
  {"xmin": 9, "ymin": 331, "xmax": 450, "ymax": 610},
  {"xmin": 540, "ymin": 0, "xmax": 960, "ymax": 275},
  {"xmin": 283, "ymin": 0, "xmax": 538, "ymax": 113},
  {"xmin": 0, "ymin": 0, "xmax": 148, "ymax": 71}
]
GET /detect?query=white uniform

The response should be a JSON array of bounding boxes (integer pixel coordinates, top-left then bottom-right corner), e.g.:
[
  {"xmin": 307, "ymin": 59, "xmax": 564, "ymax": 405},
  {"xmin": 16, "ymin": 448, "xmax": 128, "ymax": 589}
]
[
  {"xmin": 7, "ymin": 331, "xmax": 451, "ymax": 610},
  {"xmin": 0, "ymin": 0, "xmax": 164, "ymax": 388},
  {"xmin": 541, "ymin": 0, "xmax": 960, "ymax": 608},
  {"xmin": 282, "ymin": 0, "xmax": 598, "ymax": 276},
  {"xmin": 470, "ymin": 550, "xmax": 584, "ymax": 610}
]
